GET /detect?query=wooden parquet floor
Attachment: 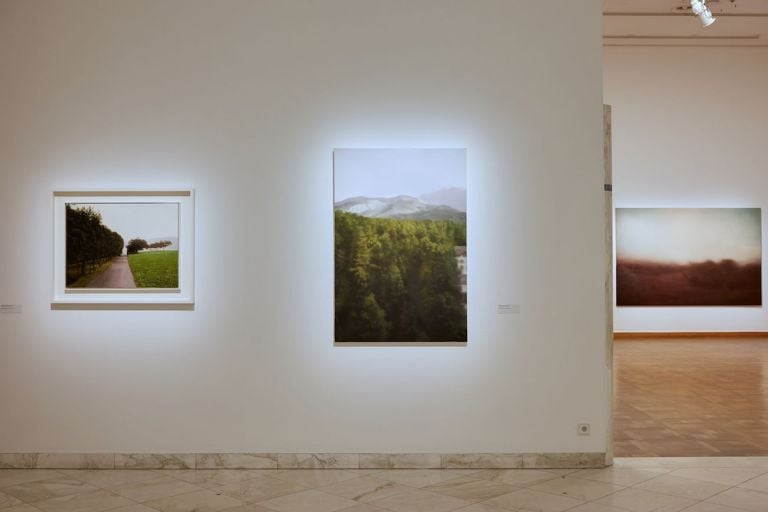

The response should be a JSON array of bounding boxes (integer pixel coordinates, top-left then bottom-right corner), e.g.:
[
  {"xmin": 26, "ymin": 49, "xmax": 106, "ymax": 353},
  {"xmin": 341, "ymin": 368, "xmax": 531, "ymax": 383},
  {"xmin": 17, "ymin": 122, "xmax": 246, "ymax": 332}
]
[{"xmin": 614, "ymin": 338, "xmax": 768, "ymax": 457}]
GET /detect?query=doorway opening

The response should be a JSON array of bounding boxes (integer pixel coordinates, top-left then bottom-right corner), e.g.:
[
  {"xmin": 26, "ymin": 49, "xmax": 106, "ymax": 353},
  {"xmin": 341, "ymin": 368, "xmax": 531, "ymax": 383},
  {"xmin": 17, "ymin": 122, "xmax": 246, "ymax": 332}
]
[{"xmin": 604, "ymin": 0, "xmax": 768, "ymax": 458}]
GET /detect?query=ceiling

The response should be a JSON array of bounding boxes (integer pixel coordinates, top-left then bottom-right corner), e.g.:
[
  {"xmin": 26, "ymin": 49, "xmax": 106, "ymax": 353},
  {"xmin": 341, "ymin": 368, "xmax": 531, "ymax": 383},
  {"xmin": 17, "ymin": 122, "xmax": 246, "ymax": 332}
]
[{"xmin": 604, "ymin": 0, "xmax": 768, "ymax": 46}]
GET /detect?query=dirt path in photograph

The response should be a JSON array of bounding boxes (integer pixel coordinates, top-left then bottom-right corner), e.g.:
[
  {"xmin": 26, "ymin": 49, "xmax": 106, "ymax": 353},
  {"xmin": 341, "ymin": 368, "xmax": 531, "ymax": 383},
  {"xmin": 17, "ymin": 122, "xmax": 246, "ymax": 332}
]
[{"xmin": 87, "ymin": 256, "xmax": 137, "ymax": 288}]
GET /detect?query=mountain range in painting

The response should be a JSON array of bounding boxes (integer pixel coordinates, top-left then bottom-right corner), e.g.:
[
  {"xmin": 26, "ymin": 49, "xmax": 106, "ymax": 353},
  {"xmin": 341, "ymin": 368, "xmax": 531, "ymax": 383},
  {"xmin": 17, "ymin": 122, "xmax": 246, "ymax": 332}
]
[{"xmin": 334, "ymin": 190, "xmax": 466, "ymax": 222}]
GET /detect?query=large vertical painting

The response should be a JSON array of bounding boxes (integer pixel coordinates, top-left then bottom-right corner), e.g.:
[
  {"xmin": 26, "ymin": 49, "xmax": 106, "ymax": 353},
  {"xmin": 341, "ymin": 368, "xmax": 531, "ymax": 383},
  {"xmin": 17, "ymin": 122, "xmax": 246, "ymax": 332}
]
[
  {"xmin": 53, "ymin": 190, "xmax": 195, "ymax": 308},
  {"xmin": 334, "ymin": 148, "xmax": 467, "ymax": 343},
  {"xmin": 616, "ymin": 208, "xmax": 762, "ymax": 306}
]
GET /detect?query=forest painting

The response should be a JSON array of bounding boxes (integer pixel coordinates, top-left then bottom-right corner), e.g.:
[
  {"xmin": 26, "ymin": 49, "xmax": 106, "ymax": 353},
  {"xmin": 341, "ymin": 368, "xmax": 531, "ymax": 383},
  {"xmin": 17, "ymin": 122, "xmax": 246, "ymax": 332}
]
[
  {"xmin": 66, "ymin": 203, "xmax": 180, "ymax": 289},
  {"xmin": 616, "ymin": 208, "xmax": 762, "ymax": 306},
  {"xmin": 334, "ymin": 148, "xmax": 467, "ymax": 343}
]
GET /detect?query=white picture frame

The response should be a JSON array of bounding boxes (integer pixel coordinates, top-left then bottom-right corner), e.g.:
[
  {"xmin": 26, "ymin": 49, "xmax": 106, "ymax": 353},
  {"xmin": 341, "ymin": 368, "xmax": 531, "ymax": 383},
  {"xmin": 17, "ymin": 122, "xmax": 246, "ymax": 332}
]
[{"xmin": 52, "ymin": 190, "xmax": 195, "ymax": 309}]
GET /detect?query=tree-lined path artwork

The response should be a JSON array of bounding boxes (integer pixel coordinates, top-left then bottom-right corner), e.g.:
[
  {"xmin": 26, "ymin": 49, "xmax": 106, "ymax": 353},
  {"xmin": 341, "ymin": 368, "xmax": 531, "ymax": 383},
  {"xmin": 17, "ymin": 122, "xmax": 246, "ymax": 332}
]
[
  {"xmin": 334, "ymin": 148, "xmax": 468, "ymax": 343},
  {"xmin": 66, "ymin": 203, "xmax": 180, "ymax": 289}
]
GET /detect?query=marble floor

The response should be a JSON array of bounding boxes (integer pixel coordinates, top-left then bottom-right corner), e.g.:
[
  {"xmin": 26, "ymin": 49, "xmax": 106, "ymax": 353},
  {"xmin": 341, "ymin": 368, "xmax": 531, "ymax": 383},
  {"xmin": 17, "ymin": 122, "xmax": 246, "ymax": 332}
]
[
  {"xmin": 2, "ymin": 458, "xmax": 768, "ymax": 512},
  {"xmin": 614, "ymin": 338, "xmax": 768, "ymax": 457}
]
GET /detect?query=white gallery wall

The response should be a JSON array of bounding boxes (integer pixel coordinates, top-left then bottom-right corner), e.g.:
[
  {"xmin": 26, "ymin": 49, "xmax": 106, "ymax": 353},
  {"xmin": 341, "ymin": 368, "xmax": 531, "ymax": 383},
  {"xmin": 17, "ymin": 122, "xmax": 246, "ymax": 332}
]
[
  {"xmin": 0, "ymin": 0, "xmax": 607, "ymax": 454},
  {"xmin": 605, "ymin": 47, "xmax": 768, "ymax": 333}
]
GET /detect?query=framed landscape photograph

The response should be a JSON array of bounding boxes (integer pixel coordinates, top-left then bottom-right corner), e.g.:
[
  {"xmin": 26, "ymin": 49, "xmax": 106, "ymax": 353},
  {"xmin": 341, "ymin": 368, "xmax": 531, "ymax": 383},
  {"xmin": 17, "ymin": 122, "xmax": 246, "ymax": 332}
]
[
  {"xmin": 334, "ymin": 148, "xmax": 467, "ymax": 344},
  {"xmin": 616, "ymin": 207, "xmax": 762, "ymax": 307},
  {"xmin": 52, "ymin": 190, "xmax": 194, "ymax": 308}
]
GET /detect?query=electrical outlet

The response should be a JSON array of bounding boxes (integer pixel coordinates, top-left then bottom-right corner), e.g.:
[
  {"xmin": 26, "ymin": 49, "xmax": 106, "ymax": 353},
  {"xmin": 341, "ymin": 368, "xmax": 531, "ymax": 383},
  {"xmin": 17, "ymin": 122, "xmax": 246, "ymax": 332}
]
[{"xmin": 577, "ymin": 423, "xmax": 591, "ymax": 436}]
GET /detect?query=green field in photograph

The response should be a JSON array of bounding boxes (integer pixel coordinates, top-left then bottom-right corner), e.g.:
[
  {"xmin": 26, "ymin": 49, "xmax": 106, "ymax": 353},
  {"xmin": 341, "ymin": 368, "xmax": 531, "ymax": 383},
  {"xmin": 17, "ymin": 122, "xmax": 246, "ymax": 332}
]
[{"xmin": 128, "ymin": 251, "xmax": 179, "ymax": 288}]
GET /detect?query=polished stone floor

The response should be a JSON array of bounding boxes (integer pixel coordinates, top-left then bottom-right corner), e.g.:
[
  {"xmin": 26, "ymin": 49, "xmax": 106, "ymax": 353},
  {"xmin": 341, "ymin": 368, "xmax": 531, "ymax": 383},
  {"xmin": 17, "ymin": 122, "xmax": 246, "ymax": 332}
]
[
  {"xmin": 614, "ymin": 338, "xmax": 768, "ymax": 457},
  {"xmin": 3, "ymin": 458, "xmax": 768, "ymax": 512}
]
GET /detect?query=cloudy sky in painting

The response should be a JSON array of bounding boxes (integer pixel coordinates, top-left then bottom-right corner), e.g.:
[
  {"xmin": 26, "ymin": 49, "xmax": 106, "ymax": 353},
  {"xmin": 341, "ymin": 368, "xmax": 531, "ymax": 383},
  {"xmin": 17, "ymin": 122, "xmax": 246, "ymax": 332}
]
[
  {"xmin": 617, "ymin": 208, "xmax": 762, "ymax": 264},
  {"xmin": 334, "ymin": 148, "xmax": 466, "ymax": 208},
  {"xmin": 69, "ymin": 202, "xmax": 179, "ymax": 244}
]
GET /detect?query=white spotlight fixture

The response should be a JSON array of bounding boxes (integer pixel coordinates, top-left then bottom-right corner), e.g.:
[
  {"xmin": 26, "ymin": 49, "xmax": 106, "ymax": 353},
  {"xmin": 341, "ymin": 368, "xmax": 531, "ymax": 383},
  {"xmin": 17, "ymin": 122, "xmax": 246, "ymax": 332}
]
[{"xmin": 691, "ymin": 0, "xmax": 717, "ymax": 27}]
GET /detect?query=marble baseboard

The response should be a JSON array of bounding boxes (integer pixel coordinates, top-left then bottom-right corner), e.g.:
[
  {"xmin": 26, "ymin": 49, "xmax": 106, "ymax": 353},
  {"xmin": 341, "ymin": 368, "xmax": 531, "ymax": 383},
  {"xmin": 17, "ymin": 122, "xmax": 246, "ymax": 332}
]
[
  {"xmin": 0, "ymin": 452, "xmax": 607, "ymax": 470},
  {"xmin": 0, "ymin": 453, "xmax": 114, "ymax": 469},
  {"xmin": 197, "ymin": 453, "xmax": 278, "ymax": 469},
  {"xmin": 360, "ymin": 453, "xmax": 443, "ymax": 469},
  {"xmin": 115, "ymin": 453, "xmax": 196, "ymax": 469},
  {"xmin": 277, "ymin": 453, "xmax": 359, "ymax": 469},
  {"xmin": 442, "ymin": 453, "xmax": 523, "ymax": 469}
]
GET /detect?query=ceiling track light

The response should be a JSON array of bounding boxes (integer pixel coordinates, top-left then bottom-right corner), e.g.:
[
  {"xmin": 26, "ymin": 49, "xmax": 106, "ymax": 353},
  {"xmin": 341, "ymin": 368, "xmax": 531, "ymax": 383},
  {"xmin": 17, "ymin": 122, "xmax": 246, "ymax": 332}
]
[{"xmin": 691, "ymin": 0, "xmax": 717, "ymax": 27}]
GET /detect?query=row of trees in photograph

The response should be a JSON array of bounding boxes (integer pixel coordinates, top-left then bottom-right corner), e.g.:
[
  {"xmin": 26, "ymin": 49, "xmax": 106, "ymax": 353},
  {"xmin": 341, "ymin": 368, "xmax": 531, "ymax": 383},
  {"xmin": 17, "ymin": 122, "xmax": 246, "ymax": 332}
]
[
  {"xmin": 126, "ymin": 238, "xmax": 172, "ymax": 254},
  {"xmin": 335, "ymin": 210, "xmax": 467, "ymax": 342},
  {"xmin": 66, "ymin": 205, "xmax": 124, "ymax": 284}
]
